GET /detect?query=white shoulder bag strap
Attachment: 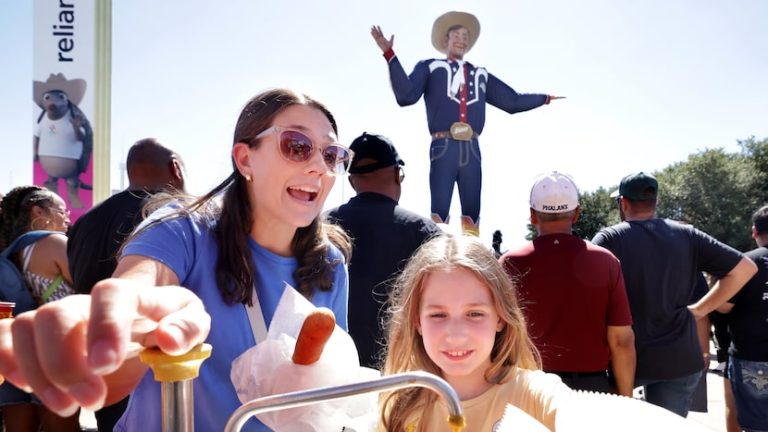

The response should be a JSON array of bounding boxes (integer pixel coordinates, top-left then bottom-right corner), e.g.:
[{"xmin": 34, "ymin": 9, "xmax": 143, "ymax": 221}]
[{"xmin": 244, "ymin": 288, "xmax": 268, "ymax": 344}]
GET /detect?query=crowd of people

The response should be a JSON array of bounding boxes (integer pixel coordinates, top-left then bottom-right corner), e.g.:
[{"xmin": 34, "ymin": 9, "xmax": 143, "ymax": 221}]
[{"xmin": 0, "ymin": 11, "xmax": 766, "ymax": 432}]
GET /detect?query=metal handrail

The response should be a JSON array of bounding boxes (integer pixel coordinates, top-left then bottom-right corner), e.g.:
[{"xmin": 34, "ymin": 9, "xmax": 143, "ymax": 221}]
[{"xmin": 224, "ymin": 370, "xmax": 464, "ymax": 432}]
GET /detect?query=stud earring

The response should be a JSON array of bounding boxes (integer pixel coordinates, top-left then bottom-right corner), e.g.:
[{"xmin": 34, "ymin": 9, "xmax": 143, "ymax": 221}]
[
  {"xmin": 245, "ymin": 174, "xmax": 252, "ymax": 182},
  {"xmin": 30, "ymin": 217, "xmax": 50, "ymax": 231}
]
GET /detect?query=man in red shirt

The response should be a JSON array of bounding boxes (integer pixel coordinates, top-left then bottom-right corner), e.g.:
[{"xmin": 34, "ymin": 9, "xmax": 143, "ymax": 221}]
[{"xmin": 500, "ymin": 171, "xmax": 636, "ymax": 395}]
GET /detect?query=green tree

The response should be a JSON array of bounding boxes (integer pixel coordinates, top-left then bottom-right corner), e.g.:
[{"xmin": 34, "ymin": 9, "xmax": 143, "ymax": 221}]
[
  {"xmin": 655, "ymin": 148, "xmax": 759, "ymax": 251},
  {"xmin": 572, "ymin": 187, "xmax": 619, "ymax": 240},
  {"xmin": 739, "ymin": 136, "xmax": 768, "ymax": 205},
  {"xmin": 526, "ymin": 136, "xmax": 768, "ymax": 248}
]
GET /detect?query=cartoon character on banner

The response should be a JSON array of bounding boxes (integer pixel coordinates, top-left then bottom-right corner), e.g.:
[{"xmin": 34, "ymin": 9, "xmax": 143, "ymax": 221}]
[{"xmin": 33, "ymin": 73, "xmax": 93, "ymax": 209}]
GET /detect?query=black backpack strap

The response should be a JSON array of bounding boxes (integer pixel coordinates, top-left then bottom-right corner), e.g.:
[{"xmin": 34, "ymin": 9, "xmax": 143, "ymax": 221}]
[{"xmin": 1, "ymin": 231, "xmax": 56, "ymax": 258}]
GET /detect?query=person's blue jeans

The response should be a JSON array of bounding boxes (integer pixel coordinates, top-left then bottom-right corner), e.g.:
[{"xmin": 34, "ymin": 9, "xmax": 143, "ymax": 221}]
[
  {"xmin": 636, "ymin": 370, "xmax": 702, "ymax": 417},
  {"xmin": 429, "ymin": 137, "xmax": 482, "ymax": 224},
  {"xmin": 729, "ymin": 356, "xmax": 768, "ymax": 431}
]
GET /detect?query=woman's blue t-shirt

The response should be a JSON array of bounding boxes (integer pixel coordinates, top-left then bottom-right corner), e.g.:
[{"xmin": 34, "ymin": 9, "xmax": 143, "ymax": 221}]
[{"xmin": 114, "ymin": 213, "xmax": 348, "ymax": 432}]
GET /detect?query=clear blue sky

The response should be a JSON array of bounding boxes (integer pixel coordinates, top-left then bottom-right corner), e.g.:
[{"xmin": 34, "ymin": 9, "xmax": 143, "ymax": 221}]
[{"xmin": 2, "ymin": 0, "xmax": 767, "ymax": 244}]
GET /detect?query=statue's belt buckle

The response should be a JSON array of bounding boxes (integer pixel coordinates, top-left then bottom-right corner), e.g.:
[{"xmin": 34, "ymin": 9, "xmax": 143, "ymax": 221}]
[{"xmin": 449, "ymin": 122, "xmax": 474, "ymax": 141}]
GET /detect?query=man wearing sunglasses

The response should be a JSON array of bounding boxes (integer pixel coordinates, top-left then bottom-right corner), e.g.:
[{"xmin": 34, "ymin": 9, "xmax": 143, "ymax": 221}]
[
  {"xmin": 325, "ymin": 132, "xmax": 440, "ymax": 368},
  {"xmin": 371, "ymin": 11, "xmax": 563, "ymax": 235}
]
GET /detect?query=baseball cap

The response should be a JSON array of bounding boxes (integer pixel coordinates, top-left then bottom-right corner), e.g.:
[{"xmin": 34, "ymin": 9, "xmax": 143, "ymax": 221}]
[
  {"xmin": 348, "ymin": 132, "xmax": 405, "ymax": 174},
  {"xmin": 529, "ymin": 171, "xmax": 580, "ymax": 213},
  {"xmin": 611, "ymin": 172, "xmax": 658, "ymax": 201}
]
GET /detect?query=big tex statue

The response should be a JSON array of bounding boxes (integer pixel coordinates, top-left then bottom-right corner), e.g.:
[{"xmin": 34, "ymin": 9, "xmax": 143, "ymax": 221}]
[{"xmin": 372, "ymin": 11, "xmax": 563, "ymax": 235}]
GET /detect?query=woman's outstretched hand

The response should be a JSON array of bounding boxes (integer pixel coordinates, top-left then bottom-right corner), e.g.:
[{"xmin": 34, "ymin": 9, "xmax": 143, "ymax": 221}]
[{"xmin": 0, "ymin": 278, "xmax": 210, "ymax": 417}]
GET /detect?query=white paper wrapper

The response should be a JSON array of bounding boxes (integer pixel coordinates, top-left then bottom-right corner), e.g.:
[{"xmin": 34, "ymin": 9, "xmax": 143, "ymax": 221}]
[
  {"xmin": 495, "ymin": 391, "xmax": 705, "ymax": 431},
  {"xmin": 230, "ymin": 284, "xmax": 380, "ymax": 431},
  {"xmin": 496, "ymin": 403, "xmax": 550, "ymax": 431},
  {"xmin": 555, "ymin": 390, "xmax": 706, "ymax": 431}
]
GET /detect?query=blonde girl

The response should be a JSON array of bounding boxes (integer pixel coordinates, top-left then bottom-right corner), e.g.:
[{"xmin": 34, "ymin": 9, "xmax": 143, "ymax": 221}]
[{"xmin": 381, "ymin": 234, "xmax": 571, "ymax": 431}]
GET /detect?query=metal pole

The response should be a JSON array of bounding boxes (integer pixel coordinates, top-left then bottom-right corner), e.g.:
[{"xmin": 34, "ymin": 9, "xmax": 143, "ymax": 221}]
[
  {"xmin": 140, "ymin": 343, "xmax": 212, "ymax": 432},
  {"xmin": 224, "ymin": 371, "xmax": 465, "ymax": 432},
  {"xmin": 161, "ymin": 380, "xmax": 195, "ymax": 432}
]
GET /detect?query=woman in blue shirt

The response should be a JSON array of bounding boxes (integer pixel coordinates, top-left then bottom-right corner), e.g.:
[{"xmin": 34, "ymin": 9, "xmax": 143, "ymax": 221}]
[{"xmin": 0, "ymin": 88, "xmax": 354, "ymax": 431}]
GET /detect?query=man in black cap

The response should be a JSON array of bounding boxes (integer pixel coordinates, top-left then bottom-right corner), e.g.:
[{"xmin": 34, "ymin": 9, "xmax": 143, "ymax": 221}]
[
  {"xmin": 326, "ymin": 132, "xmax": 440, "ymax": 368},
  {"xmin": 592, "ymin": 171, "xmax": 756, "ymax": 417}
]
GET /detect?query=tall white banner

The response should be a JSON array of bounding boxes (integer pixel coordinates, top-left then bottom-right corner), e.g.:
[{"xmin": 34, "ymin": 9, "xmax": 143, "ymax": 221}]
[{"xmin": 33, "ymin": 0, "xmax": 96, "ymax": 221}]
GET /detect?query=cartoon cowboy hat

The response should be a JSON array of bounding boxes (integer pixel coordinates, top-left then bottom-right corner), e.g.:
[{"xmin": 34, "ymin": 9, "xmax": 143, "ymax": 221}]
[
  {"xmin": 431, "ymin": 11, "xmax": 481, "ymax": 55},
  {"xmin": 33, "ymin": 73, "xmax": 87, "ymax": 108}
]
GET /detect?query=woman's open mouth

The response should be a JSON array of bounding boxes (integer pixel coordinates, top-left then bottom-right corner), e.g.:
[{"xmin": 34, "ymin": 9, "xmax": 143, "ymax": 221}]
[{"xmin": 287, "ymin": 186, "xmax": 319, "ymax": 202}]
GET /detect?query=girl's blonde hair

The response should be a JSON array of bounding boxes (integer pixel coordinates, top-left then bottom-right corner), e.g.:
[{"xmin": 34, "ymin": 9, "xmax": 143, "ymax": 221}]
[{"xmin": 380, "ymin": 234, "xmax": 540, "ymax": 431}]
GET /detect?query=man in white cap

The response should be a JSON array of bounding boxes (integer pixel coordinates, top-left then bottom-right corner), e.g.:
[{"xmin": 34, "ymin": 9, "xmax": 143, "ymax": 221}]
[
  {"xmin": 371, "ymin": 11, "xmax": 563, "ymax": 236},
  {"xmin": 500, "ymin": 172, "xmax": 636, "ymax": 396}
]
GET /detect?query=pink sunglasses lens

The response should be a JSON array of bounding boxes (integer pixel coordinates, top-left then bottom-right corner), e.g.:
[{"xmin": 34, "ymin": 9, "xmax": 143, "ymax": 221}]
[
  {"xmin": 279, "ymin": 130, "xmax": 314, "ymax": 162},
  {"xmin": 278, "ymin": 130, "xmax": 351, "ymax": 173}
]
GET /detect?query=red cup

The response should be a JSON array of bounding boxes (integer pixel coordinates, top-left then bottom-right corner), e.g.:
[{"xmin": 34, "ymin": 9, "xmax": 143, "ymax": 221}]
[{"xmin": 0, "ymin": 301, "xmax": 15, "ymax": 319}]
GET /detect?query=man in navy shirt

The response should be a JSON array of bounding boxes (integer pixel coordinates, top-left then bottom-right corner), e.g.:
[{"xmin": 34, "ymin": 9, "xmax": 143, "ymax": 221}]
[
  {"xmin": 371, "ymin": 11, "xmax": 563, "ymax": 235},
  {"xmin": 326, "ymin": 133, "xmax": 440, "ymax": 368}
]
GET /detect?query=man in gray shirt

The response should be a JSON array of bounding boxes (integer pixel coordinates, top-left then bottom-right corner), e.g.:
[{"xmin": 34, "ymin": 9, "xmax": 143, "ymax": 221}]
[{"xmin": 592, "ymin": 171, "xmax": 756, "ymax": 417}]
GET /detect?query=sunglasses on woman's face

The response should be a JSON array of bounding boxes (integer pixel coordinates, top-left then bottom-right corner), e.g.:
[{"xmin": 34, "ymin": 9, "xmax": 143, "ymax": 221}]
[
  {"xmin": 50, "ymin": 206, "xmax": 70, "ymax": 217},
  {"xmin": 254, "ymin": 126, "xmax": 354, "ymax": 175}
]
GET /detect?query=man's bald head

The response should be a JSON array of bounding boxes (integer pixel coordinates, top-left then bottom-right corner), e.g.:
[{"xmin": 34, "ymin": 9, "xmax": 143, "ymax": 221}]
[{"xmin": 126, "ymin": 138, "xmax": 185, "ymax": 192}]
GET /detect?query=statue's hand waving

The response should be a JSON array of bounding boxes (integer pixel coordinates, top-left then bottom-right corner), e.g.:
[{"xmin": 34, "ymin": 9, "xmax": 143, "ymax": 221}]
[{"xmin": 371, "ymin": 25, "xmax": 394, "ymax": 53}]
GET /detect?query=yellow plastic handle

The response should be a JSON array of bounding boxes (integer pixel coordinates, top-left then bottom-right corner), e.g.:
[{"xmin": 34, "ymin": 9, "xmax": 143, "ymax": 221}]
[
  {"xmin": 448, "ymin": 413, "xmax": 466, "ymax": 432},
  {"xmin": 139, "ymin": 343, "xmax": 212, "ymax": 382}
]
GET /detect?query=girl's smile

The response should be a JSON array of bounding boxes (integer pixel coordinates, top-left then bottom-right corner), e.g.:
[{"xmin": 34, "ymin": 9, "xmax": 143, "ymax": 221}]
[{"xmin": 417, "ymin": 266, "xmax": 504, "ymax": 399}]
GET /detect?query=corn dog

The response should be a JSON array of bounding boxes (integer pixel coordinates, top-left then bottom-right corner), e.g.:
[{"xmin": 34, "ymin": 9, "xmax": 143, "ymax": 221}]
[{"xmin": 292, "ymin": 307, "xmax": 336, "ymax": 365}]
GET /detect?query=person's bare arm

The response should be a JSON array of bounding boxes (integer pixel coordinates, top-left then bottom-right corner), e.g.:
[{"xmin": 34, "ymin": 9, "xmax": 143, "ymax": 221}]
[
  {"xmin": 50, "ymin": 233, "xmax": 73, "ymax": 285},
  {"xmin": 607, "ymin": 325, "xmax": 636, "ymax": 396},
  {"xmin": 695, "ymin": 314, "xmax": 711, "ymax": 371},
  {"xmin": 717, "ymin": 302, "xmax": 735, "ymax": 314},
  {"xmin": 28, "ymin": 233, "xmax": 73, "ymax": 285},
  {"xmin": 689, "ymin": 257, "xmax": 756, "ymax": 318}
]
